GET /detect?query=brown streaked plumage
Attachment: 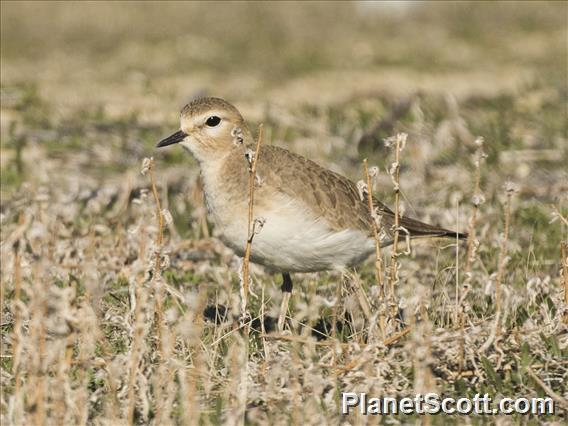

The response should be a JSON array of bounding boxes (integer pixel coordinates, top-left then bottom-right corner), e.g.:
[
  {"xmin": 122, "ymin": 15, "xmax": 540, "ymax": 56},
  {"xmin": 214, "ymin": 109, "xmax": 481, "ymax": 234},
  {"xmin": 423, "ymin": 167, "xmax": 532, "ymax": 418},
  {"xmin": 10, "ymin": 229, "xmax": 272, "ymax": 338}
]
[
  {"xmin": 157, "ymin": 97, "xmax": 467, "ymax": 330},
  {"xmin": 221, "ymin": 143, "xmax": 466, "ymax": 244}
]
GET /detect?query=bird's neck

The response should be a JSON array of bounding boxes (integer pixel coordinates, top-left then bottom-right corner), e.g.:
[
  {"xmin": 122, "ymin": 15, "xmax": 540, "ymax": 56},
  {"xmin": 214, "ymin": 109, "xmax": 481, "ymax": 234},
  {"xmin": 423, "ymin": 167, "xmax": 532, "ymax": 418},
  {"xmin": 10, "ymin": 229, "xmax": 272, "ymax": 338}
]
[{"xmin": 197, "ymin": 145, "xmax": 247, "ymax": 197}]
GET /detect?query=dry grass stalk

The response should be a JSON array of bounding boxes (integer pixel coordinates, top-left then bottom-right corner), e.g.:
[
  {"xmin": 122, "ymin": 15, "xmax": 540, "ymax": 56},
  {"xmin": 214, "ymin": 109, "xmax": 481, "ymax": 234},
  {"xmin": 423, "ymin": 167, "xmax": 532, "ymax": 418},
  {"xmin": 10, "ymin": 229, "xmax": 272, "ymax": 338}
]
[
  {"xmin": 126, "ymin": 278, "xmax": 145, "ymax": 425},
  {"xmin": 551, "ymin": 204, "xmax": 568, "ymax": 227},
  {"xmin": 409, "ymin": 303, "xmax": 436, "ymax": 417},
  {"xmin": 331, "ymin": 276, "xmax": 343, "ymax": 341},
  {"xmin": 479, "ymin": 309, "xmax": 501, "ymax": 354},
  {"xmin": 526, "ymin": 366, "xmax": 568, "ymax": 410},
  {"xmin": 549, "ymin": 205, "xmax": 568, "ymax": 324},
  {"xmin": 384, "ymin": 326, "xmax": 412, "ymax": 345},
  {"xmin": 126, "ymin": 157, "xmax": 167, "ymax": 425},
  {"xmin": 149, "ymin": 166, "xmax": 165, "ymax": 248},
  {"xmin": 54, "ymin": 330, "xmax": 74, "ymax": 425},
  {"xmin": 145, "ymin": 157, "xmax": 170, "ymax": 422},
  {"xmin": 105, "ymin": 359, "xmax": 121, "ymax": 422},
  {"xmin": 454, "ymin": 200, "xmax": 460, "ymax": 324},
  {"xmin": 495, "ymin": 182, "xmax": 516, "ymax": 314},
  {"xmin": 362, "ymin": 159, "xmax": 386, "ymax": 341},
  {"xmin": 344, "ymin": 270, "xmax": 371, "ymax": 321},
  {"xmin": 229, "ymin": 125, "xmax": 263, "ymax": 426},
  {"xmin": 562, "ymin": 241, "xmax": 568, "ymax": 325},
  {"xmin": 240, "ymin": 124, "xmax": 264, "ymax": 319},
  {"xmin": 456, "ymin": 310, "xmax": 467, "ymax": 377},
  {"xmin": 260, "ymin": 281, "xmax": 270, "ymax": 360},
  {"xmin": 30, "ymin": 262, "xmax": 47, "ymax": 426},
  {"xmin": 9, "ymin": 213, "xmax": 26, "ymax": 424},
  {"xmin": 145, "ymin": 157, "xmax": 165, "ymax": 301},
  {"xmin": 464, "ymin": 137, "xmax": 486, "ymax": 275},
  {"xmin": 457, "ymin": 137, "xmax": 486, "ymax": 372},
  {"xmin": 386, "ymin": 133, "xmax": 407, "ymax": 322}
]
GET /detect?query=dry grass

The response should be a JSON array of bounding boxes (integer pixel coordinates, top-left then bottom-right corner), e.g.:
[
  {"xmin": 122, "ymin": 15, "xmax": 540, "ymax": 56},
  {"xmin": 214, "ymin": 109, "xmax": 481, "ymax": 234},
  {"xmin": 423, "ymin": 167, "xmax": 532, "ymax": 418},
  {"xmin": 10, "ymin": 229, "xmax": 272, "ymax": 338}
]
[{"xmin": 1, "ymin": 2, "xmax": 567, "ymax": 425}]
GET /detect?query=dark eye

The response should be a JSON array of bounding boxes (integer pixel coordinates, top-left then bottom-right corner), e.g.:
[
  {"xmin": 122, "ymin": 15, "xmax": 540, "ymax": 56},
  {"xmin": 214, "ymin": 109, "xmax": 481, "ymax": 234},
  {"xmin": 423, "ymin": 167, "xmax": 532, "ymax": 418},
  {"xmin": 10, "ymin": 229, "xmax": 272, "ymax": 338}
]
[{"xmin": 205, "ymin": 116, "xmax": 221, "ymax": 127}]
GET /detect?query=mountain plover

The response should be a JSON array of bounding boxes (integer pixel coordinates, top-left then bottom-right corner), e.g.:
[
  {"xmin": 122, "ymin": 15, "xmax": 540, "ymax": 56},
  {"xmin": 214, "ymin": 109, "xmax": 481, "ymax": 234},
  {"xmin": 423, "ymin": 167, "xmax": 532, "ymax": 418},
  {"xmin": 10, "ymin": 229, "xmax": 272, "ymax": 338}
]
[{"xmin": 157, "ymin": 97, "xmax": 466, "ymax": 330}]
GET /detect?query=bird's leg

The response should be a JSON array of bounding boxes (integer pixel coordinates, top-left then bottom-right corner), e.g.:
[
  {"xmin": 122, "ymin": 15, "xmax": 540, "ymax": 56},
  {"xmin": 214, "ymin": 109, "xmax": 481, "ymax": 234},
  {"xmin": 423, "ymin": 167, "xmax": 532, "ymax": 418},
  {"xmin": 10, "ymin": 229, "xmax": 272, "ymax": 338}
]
[{"xmin": 278, "ymin": 273, "xmax": 293, "ymax": 332}]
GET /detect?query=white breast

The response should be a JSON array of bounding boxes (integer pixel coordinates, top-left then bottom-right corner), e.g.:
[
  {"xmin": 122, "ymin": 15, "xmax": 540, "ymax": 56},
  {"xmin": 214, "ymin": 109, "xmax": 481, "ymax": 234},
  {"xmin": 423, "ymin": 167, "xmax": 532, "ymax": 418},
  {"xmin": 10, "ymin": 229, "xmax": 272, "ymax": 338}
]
[
  {"xmin": 197, "ymin": 153, "xmax": 375, "ymax": 273},
  {"xmin": 206, "ymin": 188, "xmax": 375, "ymax": 273}
]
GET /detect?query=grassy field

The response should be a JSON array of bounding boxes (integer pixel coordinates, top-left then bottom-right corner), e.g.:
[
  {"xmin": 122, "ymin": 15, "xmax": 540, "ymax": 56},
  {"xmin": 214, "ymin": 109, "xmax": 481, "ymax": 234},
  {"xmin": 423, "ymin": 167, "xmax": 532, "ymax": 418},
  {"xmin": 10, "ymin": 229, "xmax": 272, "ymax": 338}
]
[{"xmin": 1, "ymin": 2, "xmax": 567, "ymax": 425}]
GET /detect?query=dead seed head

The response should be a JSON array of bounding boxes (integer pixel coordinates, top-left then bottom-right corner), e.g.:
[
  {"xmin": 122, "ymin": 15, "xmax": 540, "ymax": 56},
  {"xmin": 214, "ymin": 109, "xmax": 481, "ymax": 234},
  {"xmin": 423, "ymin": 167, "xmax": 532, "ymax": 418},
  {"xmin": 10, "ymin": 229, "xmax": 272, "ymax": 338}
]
[
  {"xmin": 356, "ymin": 180, "xmax": 367, "ymax": 201},
  {"xmin": 231, "ymin": 126, "xmax": 244, "ymax": 145},
  {"xmin": 161, "ymin": 209, "xmax": 173, "ymax": 226},
  {"xmin": 383, "ymin": 132, "xmax": 407, "ymax": 150},
  {"xmin": 245, "ymin": 148, "xmax": 255, "ymax": 168},
  {"xmin": 253, "ymin": 217, "xmax": 266, "ymax": 234},
  {"xmin": 141, "ymin": 157, "xmax": 153, "ymax": 175},
  {"xmin": 503, "ymin": 181, "xmax": 519, "ymax": 195},
  {"xmin": 388, "ymin": 162, "xmax": 399, "ymax": 176},
  {"xmin": 474, "ymin": 136, "xmax": 485, "ymax": 147},
  {"xmin": 472, "ymin": 193, "xmax": 486, "ymax": 206},
  {"xmin": 383, "ymin": 136, "xmax": 395, "ymax": 148}
]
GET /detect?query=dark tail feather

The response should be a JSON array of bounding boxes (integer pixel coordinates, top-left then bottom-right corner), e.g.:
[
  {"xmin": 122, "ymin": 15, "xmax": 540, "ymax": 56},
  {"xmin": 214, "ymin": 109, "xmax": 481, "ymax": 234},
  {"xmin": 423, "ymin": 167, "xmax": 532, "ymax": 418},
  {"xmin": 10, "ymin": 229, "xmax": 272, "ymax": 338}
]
[
  {"xmin": 371, "ymin": 198, "xmax": 467, "ymax": 243},
  {"xmin": 399, "ymin": 215, "xmax": 468, "ymax": 240}
]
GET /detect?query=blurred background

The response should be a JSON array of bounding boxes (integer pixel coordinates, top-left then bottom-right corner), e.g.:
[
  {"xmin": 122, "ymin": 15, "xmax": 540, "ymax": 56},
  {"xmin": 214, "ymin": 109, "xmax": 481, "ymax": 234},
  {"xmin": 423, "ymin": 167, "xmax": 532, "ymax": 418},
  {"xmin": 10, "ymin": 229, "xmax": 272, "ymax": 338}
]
[{"xmin": 1, "ymin": 1, "xmax": 566, "ymax": 189}]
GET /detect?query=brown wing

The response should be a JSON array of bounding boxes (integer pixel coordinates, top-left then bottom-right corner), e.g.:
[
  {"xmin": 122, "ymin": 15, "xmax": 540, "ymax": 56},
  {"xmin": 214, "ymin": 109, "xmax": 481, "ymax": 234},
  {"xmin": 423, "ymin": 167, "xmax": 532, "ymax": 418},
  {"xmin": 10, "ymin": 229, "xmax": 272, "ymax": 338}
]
[
  {"xmin": 368, "ymin": 196, "xmax": 467, "ymax": 242},
  {"xmin": 247, "ymin": 145, "xmax": 466, "ymax": 243},
  {"xmin": 256, "ymin": 145, "xmax": 373, "ymax": 233}
]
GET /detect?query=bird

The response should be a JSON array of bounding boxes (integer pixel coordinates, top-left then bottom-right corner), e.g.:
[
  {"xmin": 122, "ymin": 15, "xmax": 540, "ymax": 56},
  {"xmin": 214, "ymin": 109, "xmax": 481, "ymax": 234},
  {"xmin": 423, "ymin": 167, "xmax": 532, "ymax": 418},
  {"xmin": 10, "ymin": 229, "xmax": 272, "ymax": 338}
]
[{"xmin": 157, "ymin": 97, "xmax": 467, "ymax": 331}]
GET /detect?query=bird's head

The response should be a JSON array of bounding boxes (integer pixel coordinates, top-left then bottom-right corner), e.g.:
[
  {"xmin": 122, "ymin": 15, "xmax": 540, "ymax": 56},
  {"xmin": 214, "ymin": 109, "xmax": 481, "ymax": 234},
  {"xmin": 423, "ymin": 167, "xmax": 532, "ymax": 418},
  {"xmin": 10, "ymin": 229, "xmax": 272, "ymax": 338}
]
[{"xmin": 157, "ymin": 97, "xmax": 252, "ymax": 163}]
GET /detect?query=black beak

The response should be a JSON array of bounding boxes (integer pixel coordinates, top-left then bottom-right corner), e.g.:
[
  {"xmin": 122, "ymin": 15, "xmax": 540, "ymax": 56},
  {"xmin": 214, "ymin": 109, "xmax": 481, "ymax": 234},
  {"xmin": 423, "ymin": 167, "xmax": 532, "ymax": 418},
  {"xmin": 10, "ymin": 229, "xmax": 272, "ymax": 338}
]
[{"xmin": 156, "ymin": 130, "xmax": 187, "ymax": 148}]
